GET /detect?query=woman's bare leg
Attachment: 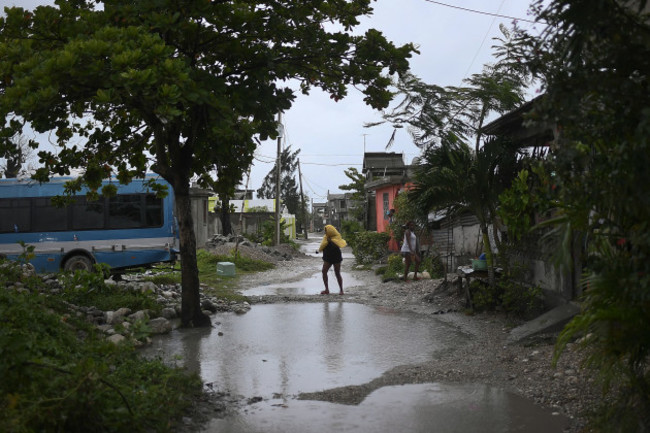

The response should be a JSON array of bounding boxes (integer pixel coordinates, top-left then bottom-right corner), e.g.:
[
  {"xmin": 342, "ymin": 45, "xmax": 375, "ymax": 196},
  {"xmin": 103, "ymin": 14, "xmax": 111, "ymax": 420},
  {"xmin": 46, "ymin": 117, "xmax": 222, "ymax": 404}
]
[
  {"xmin": 403, "ymin": 255, "xmax": 411, "ymax": 281},
  {"xmin": 333, "ymin": 263, "xmax": 344, "ymax": 294},
  {"xmin": 321, "ymin": 262, "xmax": 332, "ymax": 294}
]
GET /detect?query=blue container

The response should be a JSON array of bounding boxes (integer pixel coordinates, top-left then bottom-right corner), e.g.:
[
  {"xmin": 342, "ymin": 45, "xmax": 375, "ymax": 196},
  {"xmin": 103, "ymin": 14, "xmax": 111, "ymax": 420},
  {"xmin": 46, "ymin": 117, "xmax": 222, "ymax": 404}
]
[
  {"xmin": 471, "ymin": 259, "xmax": 487, "ymax": 271},
  {"xmin": 217, "ymin": 261, "xmax": 236, "ymax": 276}
]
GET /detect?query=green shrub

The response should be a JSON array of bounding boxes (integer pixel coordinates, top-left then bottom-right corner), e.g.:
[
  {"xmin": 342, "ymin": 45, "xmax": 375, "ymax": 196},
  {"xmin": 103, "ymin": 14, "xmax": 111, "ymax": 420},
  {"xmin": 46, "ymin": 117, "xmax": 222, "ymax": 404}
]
[
  {"xmin": 500, "ymin": 280, "xmax": 544, "ymax": 319},
  {"xmin": 60, "ymin": 269, "xmax": 162, "ymax": 315},
  {"xmin": 471, "ymin": 280, "xmax": 502, "ymax": 312},
  {"xmin": 341, "ymin": 219, "xmax": 363, "ymax": 241},
  {"xmin": 421, "ymin": 254, "xmax": 445, "ymax": 279},
  {"xmin": 259, "ymin": 218, "xmax": 293, "ymax": 246},
  {"xmin": 385, "ymin": 253, "xmax": 404, "ymax": 278},
  {"xmin": 0, "ymin": 288, "xmax": 202, "ymax": 433},
  {"xmin": 470, "ymin": 275, "xmax": 544, "ymax": 319},
  {"xmin": 349, "ymin": 231, "xmax": 390, "ymax": 265},
  {"xmin": 0, "ymin": 259, "xmax": 42, "ymax": 291}
]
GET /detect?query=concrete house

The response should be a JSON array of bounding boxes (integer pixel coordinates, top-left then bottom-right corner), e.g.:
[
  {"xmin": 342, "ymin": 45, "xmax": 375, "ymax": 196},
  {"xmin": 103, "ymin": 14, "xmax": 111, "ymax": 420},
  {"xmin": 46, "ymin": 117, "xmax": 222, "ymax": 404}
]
[{"xmin": 362, "ymin": 152, "xmax": 413, "ymax": 249}]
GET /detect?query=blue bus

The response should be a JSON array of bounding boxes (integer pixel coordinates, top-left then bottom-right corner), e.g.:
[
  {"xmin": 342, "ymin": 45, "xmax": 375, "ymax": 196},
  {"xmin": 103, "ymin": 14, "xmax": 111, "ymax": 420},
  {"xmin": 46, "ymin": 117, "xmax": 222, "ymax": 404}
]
[{"xmin": 0, "ymin": 175, "xmax": 178, "ymax": 273}]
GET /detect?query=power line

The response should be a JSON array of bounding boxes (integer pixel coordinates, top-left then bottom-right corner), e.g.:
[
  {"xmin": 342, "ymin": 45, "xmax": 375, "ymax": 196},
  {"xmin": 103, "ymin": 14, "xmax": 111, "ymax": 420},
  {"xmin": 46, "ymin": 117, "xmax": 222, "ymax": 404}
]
[
  {"xmin": 422, "ymin": 0, "xmax": 537, "ymax": 24},
  {"xmin": 301, "ymin": 162, "xmax": 363, "ymax": 167},
  {"xmin": 461, "ymin": 0, "xmax": 506, "ymax": 80},
  {"xmin": 301, "ymin": 174, "xmax": 328, "ymax": 199}
]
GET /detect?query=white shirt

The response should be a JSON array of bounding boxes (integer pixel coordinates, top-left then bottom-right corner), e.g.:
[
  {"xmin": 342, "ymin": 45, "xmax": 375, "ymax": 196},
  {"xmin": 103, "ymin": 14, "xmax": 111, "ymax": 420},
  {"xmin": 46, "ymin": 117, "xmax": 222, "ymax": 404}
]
[{"xmin": 400, "ymin": 230, "xmax": 417, "ymax": 254}]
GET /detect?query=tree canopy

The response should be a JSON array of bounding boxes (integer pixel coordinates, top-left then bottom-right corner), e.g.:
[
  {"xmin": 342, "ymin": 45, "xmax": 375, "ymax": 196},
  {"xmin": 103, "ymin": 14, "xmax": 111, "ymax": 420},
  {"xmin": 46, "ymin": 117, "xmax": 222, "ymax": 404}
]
[
  {"xmin": 505, "ymin": 1, "xmax": 650, "ymax": 429},
  {"xmin": 338, "ymin": 167, "xmax": 365, "ymax": 223},
  {"xmin": 375, "ymin": 26, "xmax": 529, "ymax": 152},
  {"xmin": 257, "ymin": 146, "xmax": 300, "ymax": 215},
  {"xmin": 0, "ymin": 0, "xmax": 415, "ymax": 327}
]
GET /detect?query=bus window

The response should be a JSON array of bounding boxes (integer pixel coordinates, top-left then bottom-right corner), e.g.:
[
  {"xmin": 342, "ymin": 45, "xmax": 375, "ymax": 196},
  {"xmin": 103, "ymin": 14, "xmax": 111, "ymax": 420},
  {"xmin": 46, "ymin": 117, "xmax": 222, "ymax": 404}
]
[
  {"xmin": 108, "ymin": 194, "xmax": 142, "ymax": 229},
  {"xmin": 72, "ymin": 197, "xmax": 105, "ymax": 230},
  {"xmin": 0, "ymin": 198, "xmax": 31, "ymax": 233},
  {"xmin": 32, "ymin": 197, "xmax": 68, "ymax": 232},
  {"xmin": 145, "ymin": 194, "xmax": 163, "ymax": 227}
]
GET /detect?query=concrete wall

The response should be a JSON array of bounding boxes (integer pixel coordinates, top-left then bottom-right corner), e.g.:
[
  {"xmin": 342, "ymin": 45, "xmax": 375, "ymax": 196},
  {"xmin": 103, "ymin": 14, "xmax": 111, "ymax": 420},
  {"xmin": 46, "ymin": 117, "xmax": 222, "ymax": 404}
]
[
  {"xmin": 190, "ymin": 188, "xmax": 211, "ymax": 248},
  {"xmin": 207, "ymin": 211, "xmax": 296, "ymax": 243},
  {"xmin": 431, "ymin": 214, "xmax": 576, "ymax": 303}
]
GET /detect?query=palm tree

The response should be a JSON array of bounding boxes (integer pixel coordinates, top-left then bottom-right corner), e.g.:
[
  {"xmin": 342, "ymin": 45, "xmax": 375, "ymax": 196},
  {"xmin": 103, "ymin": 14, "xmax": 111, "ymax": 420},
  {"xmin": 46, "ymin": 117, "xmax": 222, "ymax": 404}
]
[{"xmin": 411, "ymin": 136, "xmax": 522, "ymax": 284}]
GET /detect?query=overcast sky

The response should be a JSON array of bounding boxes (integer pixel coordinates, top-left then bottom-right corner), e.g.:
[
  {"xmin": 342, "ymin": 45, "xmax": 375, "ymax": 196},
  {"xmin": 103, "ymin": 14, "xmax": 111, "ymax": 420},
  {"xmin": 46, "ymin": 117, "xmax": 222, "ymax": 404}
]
[{"xmin": 5, "ymin": 0, "xmax": 546, "ymax": 202}]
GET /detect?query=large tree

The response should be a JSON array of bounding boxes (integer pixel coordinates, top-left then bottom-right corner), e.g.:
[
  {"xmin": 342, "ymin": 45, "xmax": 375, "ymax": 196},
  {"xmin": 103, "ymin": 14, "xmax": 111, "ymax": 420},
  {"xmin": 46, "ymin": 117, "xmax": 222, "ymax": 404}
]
[
  {"xmin": 376, "ymin": 26, "xmax": 530, "ymax": 152},
  {"xmin": 412, "ymin": 136, "xmax": 523, "ymax": 281},
  {"xmin": 377, "ymin": 28, "xmax": 531, "ymax": 282},
  {"xmin": 256, "ymin": 146, "xmax": 300, "ymax": 214},
  {"xmin": 1, "ymin": 132, "xmax": 33, "ymax": 178},
  {"xmin": 0, "ymin": 0, "xmax": 414, "ymax": 327},
  {"xmin": 339, "ymin": 167, "xmax": 366, "ymax": 224}
]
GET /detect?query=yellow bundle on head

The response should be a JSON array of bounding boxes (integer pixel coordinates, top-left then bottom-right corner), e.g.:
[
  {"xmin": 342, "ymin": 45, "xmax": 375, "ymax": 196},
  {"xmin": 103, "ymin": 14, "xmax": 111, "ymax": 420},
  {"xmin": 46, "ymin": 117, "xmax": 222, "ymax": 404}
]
[{"xmin": 319, "ymin": 225, "xmax": 347, "ymax": 251}]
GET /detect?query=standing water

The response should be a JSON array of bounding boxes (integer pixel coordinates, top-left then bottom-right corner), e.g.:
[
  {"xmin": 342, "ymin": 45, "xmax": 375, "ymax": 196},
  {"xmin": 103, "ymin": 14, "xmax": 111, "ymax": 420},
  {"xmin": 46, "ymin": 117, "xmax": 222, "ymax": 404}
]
[{"xmin": 142, "ymin": 302, "xmax": 569, "ymax": 432}]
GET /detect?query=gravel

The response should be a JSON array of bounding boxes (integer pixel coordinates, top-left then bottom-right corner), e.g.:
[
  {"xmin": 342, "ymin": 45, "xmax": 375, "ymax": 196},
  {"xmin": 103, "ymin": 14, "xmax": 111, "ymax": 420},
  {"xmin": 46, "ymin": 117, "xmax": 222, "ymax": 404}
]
[{"xmin": 194, "ymin": 242, "xmax": 601, "ymax": 432}]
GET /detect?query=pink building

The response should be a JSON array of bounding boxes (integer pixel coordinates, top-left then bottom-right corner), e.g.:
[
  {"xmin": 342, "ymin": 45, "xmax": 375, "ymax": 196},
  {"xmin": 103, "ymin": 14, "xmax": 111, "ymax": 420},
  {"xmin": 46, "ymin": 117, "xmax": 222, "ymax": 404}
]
[{"xmin": 362, "ymin": 152, "xmax": 413, "ymax": 251}]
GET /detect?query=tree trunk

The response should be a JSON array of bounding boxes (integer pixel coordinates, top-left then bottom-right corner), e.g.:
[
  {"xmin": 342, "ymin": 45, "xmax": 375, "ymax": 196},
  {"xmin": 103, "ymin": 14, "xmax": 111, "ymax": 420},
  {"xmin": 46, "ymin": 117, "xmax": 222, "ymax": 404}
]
[
  {"xmin": 220, "ymin": 197, "xmax": 233, "ymax": 235},
  {"xmin": 174, "ymin": 184, "xmax": 211, "ymax": 328}
]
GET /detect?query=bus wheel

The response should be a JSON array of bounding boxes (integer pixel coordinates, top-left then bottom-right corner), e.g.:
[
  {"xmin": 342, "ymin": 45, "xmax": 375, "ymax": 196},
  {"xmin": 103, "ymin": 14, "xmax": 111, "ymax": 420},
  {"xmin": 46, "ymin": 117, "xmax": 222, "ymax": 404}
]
[{"xmin": 63, "ymin": 255, "xmax": 93, "ymax": 272}]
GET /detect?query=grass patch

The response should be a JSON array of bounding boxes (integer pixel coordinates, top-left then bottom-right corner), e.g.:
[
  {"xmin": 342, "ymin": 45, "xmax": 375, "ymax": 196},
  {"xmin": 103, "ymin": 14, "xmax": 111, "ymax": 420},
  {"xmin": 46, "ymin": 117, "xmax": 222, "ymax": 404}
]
[
  {"xmin": 196, "ymin": 249, "xmax": 273, "ymax": 301},
  {"xmin": 140, "ymin": 248, "xmax": 275, "ymax": 302}
]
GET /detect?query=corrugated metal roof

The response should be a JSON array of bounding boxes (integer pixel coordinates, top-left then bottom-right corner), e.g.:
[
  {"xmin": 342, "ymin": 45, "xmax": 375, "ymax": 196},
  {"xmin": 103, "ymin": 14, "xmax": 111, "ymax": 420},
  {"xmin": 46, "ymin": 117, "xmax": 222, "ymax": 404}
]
[{"xmin": 362, "ymin": 152, "xmax": 405, "ymax": 172}]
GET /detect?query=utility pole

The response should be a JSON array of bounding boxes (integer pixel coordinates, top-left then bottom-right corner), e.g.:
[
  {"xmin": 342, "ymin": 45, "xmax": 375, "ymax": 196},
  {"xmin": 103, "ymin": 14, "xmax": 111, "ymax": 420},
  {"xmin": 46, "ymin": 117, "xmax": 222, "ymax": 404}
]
[
  {"xmin": 275, "ymin": 112, "xmax": 282, "ymax": 246},
  {"xmin": 298, "ymin": 158, "xmax": 307, "ymax": 239}
]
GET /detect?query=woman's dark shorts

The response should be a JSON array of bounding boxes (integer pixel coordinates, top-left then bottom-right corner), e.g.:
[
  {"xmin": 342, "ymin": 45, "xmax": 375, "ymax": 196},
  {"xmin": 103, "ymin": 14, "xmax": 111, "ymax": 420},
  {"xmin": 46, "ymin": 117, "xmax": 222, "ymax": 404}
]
[{"xmin": 323, "ymin": 243, "xmax": 343, "ymax": 264}]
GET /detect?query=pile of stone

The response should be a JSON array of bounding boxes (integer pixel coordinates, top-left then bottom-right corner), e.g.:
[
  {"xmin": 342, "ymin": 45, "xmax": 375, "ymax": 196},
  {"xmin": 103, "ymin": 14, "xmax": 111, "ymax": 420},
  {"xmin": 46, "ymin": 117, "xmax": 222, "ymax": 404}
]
[
  {"xmin": 2, "ymin": 262, "xmax": 251, "ymax": 346},
  {"xmin": 205, "ymin": 233, "xmax": 295, "ymax": 262}
]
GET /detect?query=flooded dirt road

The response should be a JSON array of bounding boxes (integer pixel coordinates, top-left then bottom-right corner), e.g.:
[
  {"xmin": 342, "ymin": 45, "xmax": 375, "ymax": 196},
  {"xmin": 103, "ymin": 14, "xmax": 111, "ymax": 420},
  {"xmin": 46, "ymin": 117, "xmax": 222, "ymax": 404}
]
[{"xmin": 142, "ymin": 239, "xmax": 572, "ymax": 432}]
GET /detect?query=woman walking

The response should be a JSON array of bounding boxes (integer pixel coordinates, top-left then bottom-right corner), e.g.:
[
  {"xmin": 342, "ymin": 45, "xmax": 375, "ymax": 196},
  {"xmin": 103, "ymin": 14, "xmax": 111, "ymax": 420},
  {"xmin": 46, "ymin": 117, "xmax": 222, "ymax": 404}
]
[
  {"xmin": 400, "ymin": 220, "xmax": 421, "ymax": 281},
  {"xmin": 318, "ymin": 224, "xmax": 347, "ymax": 295}
]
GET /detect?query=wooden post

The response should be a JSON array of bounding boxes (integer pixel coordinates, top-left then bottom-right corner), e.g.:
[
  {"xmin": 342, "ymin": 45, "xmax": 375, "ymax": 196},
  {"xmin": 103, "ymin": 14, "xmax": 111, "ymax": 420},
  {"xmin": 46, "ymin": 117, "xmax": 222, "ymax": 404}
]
[
  {"xmin": 298, "ymin": 158, "xmax": 308, "ymax": 239},
  {"xmin": 275, "ymin": 112, "xmax": 282, "ymax": 246}
]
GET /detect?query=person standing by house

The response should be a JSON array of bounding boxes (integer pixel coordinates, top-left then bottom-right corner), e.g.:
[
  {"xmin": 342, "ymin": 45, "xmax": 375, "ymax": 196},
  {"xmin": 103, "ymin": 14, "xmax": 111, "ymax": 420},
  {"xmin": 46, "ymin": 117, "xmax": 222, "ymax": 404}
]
[
  {"xmin": 318, "ymin": 224, "xmax": 347, "ymax": 295},
  {"xmin": 400, "ymin": 220, "xmax": 421, "ymax": 281}
]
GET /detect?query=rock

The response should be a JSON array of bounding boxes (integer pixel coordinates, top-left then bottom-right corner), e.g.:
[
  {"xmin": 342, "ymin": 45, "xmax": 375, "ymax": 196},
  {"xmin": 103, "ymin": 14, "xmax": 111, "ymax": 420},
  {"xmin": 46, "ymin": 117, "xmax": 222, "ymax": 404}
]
[
  {"xmin": 107, "ymin": 334, "xmax": 126, "ymax": 344},
  {"xmin": 129, "ymin": 310, "xmax": 149, "ymax": 321},
  {"xmin": 96, "ymin": 324, "xmax": 113, "ymax": 334},
  {"xmin": 106, "ymin": 307, "xmax": 132, "ymax": 325},
  {"xmin": 148, "ymin": 317, "xmax": 172, "ymax": 334},
  {"xmin": 201, "ymin": 299, "xmax": 217, "ymax": 313},
  {"xmin": 139, "ymin": 281, "xmax": 158, "ymax": 293},
  {"xmin": 115, "ymin": 307, "xmax": 132, "ymax": 317},
  {"xmin": 233, "ymin": 302, "xmax": 251, "ymax": 315},
  {"xmin": 161, "ymin": 307, "xmax": 177, "ymax": 319}
]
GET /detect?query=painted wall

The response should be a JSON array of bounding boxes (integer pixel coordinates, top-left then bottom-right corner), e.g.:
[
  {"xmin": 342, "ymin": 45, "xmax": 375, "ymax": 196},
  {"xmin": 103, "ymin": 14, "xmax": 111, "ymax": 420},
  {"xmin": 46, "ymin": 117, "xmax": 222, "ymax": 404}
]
[{"xmin": 373, "ymin": 184, "xmax": 403, "ymax": 251}]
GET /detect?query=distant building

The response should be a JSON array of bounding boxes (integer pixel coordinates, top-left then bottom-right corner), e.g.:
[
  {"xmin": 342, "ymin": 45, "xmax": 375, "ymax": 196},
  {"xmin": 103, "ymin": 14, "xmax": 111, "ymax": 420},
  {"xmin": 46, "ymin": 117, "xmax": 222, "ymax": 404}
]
[
  {"xmin": 311, "ymin": 201, "xmax": 327, "ymax": 232},
  {"xmin": 362, "ymin": 152, "xmax": 413, "ymax": 248},
  {"xmin": 325, "ymin": 192, "xmax": 362, "ymax": 228}
]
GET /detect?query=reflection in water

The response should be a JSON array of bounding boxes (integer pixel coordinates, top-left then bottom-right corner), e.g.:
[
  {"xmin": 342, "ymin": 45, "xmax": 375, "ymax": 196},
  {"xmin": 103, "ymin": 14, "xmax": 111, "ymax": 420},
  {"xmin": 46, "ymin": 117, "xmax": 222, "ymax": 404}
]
[
  {"xmin": 321, "ymin": 302, "xmax": 344, "ymax": 373},
  {"xmin": 142, "ymin": 303, "xmax": 465, "ymax": 397},
  {"xmin": 141, "ymin": 303, "xmax": 569, "ymax": 433},
  {"xmin": 242, "ymin": 271, "xmax": 364, "ymax": 296},
  {"xmin": 203, "ymin": 383, "xmax": 569, "ymax": 433}
]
